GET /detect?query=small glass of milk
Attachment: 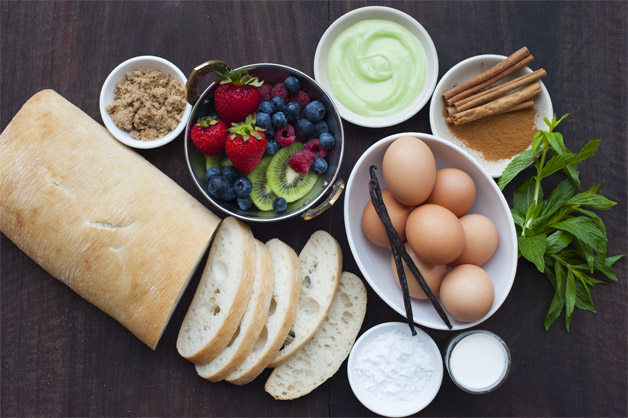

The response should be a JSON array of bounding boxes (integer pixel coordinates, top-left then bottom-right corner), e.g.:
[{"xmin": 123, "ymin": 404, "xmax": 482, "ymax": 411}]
[{"xmin": 444, "ymin": 330, "xmax": 511, "ymax": 394}]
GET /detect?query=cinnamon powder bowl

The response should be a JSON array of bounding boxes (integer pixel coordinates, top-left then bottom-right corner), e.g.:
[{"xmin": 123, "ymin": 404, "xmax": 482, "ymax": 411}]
[{"xmin": 429, "ymin": 54, "xmax": 553, "ymax": 178}]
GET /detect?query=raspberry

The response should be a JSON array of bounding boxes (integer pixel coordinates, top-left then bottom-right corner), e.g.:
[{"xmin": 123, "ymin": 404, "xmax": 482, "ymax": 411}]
[
  {"xmin": 275, "ymin": 123, "xmax": 296, "ymax": 146},
  {"xmin": 305, "ymin": 138, "xmax": 327, "ymax": 158},
  {"xmin": 290, "ymin": 90, "xmax": 310, "ymax": 108},
  {"xmin": 258, "ymin": 84, "xmax": 272, "ymax": 102},
  {"xmin": 270, "ymin": 83, "xmax": 289, "ymax": 103},
  {"xmin": 289, "ymin": 149, "xmax": 315, "ymax": 174}
]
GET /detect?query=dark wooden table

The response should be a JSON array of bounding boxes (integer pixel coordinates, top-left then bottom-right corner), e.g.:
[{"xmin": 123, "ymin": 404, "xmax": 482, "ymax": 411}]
[{"xmin": 1, "ymin": 1, "xmax": 626, "ymax": 416}]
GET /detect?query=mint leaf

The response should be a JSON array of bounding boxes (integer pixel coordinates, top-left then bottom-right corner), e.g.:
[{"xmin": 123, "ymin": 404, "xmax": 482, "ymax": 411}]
[
  {"xmin": 498, "ymin": 148, "xmax": 536, "ymax": 190},
  {"xmin": 513, "ymin": 177, "xmax": 536, "ymax": 212},
  {"xmin": 575, "ymin": 281, "xmax": 596, "ymax": 313},
  {"xmin": 565, "ymin": 269, "xmax": 577, "ymax": 331},
  {"xmin": 568, "ymin": 186, "xmax": 616, "ymax": 210},
  {"xmin": 544, "ymin": 261, "xmax": 566, "ymax": 330},
  {"xmin": 518, "ymin": 234, "xmax": 546, "ymax": 272},
  {"xmin": 545, "ymin": 230, "xmax": 573, "ymax": 255},
  {"xmin": 531, "ymin": 179, "xmax": 575, "ymax": 228},
  {"xmin": 541, "ymin": 139, "xmax": 600, "ymax": 179},
  {"xmin": 550, "ymin": 217, "xmax": 607, "ymax": 256}
]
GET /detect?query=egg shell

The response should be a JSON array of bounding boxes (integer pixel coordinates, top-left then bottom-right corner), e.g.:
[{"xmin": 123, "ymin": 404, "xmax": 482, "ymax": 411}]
[
  {"xmin": 452, "ymin": 214, "xmax": 499, "ymax": 266},
  {"xmin": 390, "ymin": 242, "xmax": 446, "ymax": 299},
  {"xmin": 406, "ymin": 203, "xmax": 465, "ymax": 265},
  {"xmin": 382, "ymin": 136, "xmax": 437, "ymax": 206},
  {"xmin": 440, "ymin": 264, "xmax": 495, "ymax": 323},
  {"xmin": 362, "ymin": 189, "xmax": 413, "ymax": 247},
  {"xmin": 426, "ymin": 168, "xmax": 476, "ymax": 217}
]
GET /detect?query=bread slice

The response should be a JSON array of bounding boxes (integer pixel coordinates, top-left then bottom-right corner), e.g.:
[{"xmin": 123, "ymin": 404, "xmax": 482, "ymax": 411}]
[
  {"xmin": 268, "ymin": 230, "xmax": 342, "ymax": 368},
  {"xmin": 176, "ymin": 217, "xmax": 256, "ymax": 364},
  {"xmin": 195, "ymin": 239, "xmax": 274, "ymax": 381},
  {"xmin": 225, "ymin": 239, "xmax": 301, "ymax": 385},
  {"xmin": 265, "ymin": 271, "xmax": 367, "ymax": 400}
]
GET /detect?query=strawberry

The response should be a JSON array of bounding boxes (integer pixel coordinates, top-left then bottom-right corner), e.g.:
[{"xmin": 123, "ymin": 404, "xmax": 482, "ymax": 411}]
[
  {"xmin": 225, "ymin": 115, "xmax": 267, "ymax": 174},
  {"xmin": 214, "ymin": 69, "xmax": 263, "ymax": 125},
  {"xmin": 189, "ymin": 116, "xmax": 227, "ymax": 156}
]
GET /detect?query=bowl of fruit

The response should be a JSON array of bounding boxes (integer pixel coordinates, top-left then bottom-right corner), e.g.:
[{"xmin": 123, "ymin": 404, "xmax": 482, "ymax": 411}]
[{"xmin": 184, "ymin": 61, "xmax": 345, "ymax": 222}]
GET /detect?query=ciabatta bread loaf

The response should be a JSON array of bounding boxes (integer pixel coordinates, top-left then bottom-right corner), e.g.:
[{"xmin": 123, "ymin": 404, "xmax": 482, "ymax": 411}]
[
  {"xmin": 0, "ymin": 90, "xmax": 220, "ymax": 349},
  {"xmin": 226, "ymin": 238, "xmax": 300, "ymax": 385},
  {"xmin": 176, "ymin": 217, "xmax": 256, "ymax": 364},
  {"xmin": 268, "ymin": 230, "xmax": 342, "ymax": 367},
  {"xmin": 265, "ymin": 271, "xmax": 367, "ymax": 400},
  {"xmin": 195, "ymin": 239, "xmax": 274, "ymax": 381}
]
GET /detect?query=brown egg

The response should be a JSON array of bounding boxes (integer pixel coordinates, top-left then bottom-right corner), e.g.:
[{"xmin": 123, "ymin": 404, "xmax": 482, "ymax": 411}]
[
  {"xmin": 452, "ymin": 214, "xmax": 499, "ymax": 266},
  {"xmin": 362, "ymin": 189, "xmax": 413, "ymax": 247},
  {"xmin": 390, "ymin": 242, "xmax": 446, "ymax": 299},
  {"xmin": 426, "ymin": 168, "xmax": 477, "ymax": 216},
  {"xmin": 405, "ymin": 204, "xmax": 465, "ymax": 265},
  {"xmin": 440, "ymin": 264, "xmax": 495, "ymax": 322},
  {"xmin": 382, "ymin": 136, "xmax": 437, "ymax": 206}
]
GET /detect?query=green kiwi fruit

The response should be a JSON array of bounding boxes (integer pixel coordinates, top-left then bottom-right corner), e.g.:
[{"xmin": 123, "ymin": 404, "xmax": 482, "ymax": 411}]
[
  {"xmin": 267, "ymin": 142, "xmax": 317, "ymax": 203},
  {"xmin": 205, "ymin": 153, "xmax": 233, "ymax": 171},
  {"xmin": 247, "ymin": 156, "xmax": 277, "ymax": 211}
]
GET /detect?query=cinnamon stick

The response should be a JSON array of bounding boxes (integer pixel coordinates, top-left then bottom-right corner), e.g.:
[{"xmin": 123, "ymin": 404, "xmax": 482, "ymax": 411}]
[
  {"xmin": 446, "ymin": 100, "xmax": 534, "ymax": 124},
  {"xmin": 446, "ymin": 55, "xmax": 534, "ymax": 106},
  {"xmin": 452, "ymin": 82, "xmax": 541, "ymax": 125},
  {"xmin": 443, "ymin": 46, "xmax": 530, "ymax": 100}
]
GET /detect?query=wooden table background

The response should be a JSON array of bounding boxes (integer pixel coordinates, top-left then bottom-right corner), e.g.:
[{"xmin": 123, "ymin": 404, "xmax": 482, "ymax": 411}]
[{"xmin": 1, "ymin": 1, "xmax": 626, "ymax": 416}]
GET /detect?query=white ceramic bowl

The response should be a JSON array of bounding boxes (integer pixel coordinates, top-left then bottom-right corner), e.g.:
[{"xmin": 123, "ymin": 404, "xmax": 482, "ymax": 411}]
[
  {"xmin": 314, "ymin": 6, "xmax": 438, "ymax": 128},
  {"xmin": 347, "ymin": 322, "xmax": 443, "ymax": 417},
  {"xmin": 429, "ymin": 54, "xmax": 553, "ymax": 177},
  {"xmin": 344, "ymin": 132, "xmax": 518, "ymax": 331},
  {"xmin": 99, "ymin": 55, "xmax": 192, "ymax": 149}
]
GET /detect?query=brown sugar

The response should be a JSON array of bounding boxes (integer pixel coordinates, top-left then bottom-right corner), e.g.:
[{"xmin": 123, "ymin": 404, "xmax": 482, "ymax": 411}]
[{"xmin": 106, "ymin": 69, "xmax": 186, "ymax": 141}]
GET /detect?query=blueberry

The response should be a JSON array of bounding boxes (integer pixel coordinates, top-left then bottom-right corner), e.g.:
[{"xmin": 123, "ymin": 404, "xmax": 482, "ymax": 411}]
[
  {"xmin": 205, "ymin": 167, "xmax": 221, "ymax": 182},
  {"xmin": 313, "ymin": 121, "xmax": 329, "ymax": 136},
  {"xmin": 208, "ymin": 175, "xmax": 228, "ymax": 199},
  {"xmin": 234, "ymin": 177, "xmax": 253, "ymax": 197},
  {"xmin": 285, "ymin": 102, "xmax": 301, "ymax": 121},
  {"xmin": 271, "ymin": 96, "xmax": 287, "ymax": 113},
  {"xmin": 272, "ymin": 112, "xmax": 287, "ymax": 128},
  {"xmin": 295, "ymin": 118, "xmax": 314, "ymax": 137},
  {"xmin": 265, "ymin": 126, "xmax": 276, "ymax": 140},
  {"xmin": 222, "ymin": 166, "xmax": 239, "ymax": 184},
  {"xmin": 311, "ymin": 157, "xmax": 328, "ymax": 174},
  {"xmin": 258, "ymin": 101, "xmax": 276, "ymax": 115},
  {"xmin": 265, "ymin": 138, "xmax": 280, "ymax": 156},
  {"xmin": 273, "ymin": 197, "xmax": 287, "ymax": 213},
  {"xmin": 223, "ymin": 185, "xmax": 236, "ymax": 202},
  {"xmin": 237, "ymin": 196, "xmax": 252, "ymax": 211},
  {"xmin": 284, "ymin": 76, "xmax": 301, "ymax": 95},
  {"xmin": 256, "ymin": 112, "xmax": 272, "ymax": 130},
  {"xmin": 304, "ymin": 100, "xmax": 326, "ymax": 122},
  {"xmin": 319, "ymin": 132, "xmax": 335, "ymax": 150}
]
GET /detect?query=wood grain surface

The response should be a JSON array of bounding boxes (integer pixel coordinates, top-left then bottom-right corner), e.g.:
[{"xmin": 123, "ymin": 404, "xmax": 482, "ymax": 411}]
[{"xmin": 1, "ymin": 1, "xmax": 626, "ymax": 416}]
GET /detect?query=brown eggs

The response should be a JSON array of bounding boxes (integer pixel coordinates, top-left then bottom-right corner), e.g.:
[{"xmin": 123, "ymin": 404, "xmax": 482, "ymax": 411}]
[
  {"xmin": 440, "ymin": 264, "xmax": 495, "ymax": 322},
  {"xmin": 427, "ymin": 168, "xmax": 476, "ymax": 216},
  {"xmin": 390, "ymin": 243, "xmax": 446, "ymax": 299},
  {"xmin": 382, "ymin": 136, "xmax": 436, "ymax": 206},
  {"xmin": 405, "ymin": 204, "xmax": 465, "ymax": 265},
  {"xmin": 452, "ymin": 214, "xmax": 499, "ymax": 266},
  {"xmin": 362, "ymin": 189, "xmax": 412, "ymax": 247}
]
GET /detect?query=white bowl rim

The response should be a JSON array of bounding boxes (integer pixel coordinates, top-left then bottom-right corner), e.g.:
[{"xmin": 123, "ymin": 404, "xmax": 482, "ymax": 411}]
[
  {"xmin": 429, "ymin": 53, "xmax": 553, "ymax": 178},
  {"xmin": 99, "ymin": 55, "xmax": 192, "ymax": 149},
  {"xmin": 344, "ymin": 132, "xmax": 518, "ymax": 330},
  {"xmin": 314, "ymin": 6, "xmax": 439, "ymax": 128}
]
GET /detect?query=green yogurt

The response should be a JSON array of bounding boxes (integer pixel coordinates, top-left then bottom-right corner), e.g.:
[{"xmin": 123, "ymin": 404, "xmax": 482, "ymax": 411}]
[{"xmin": 326, "ymin": 19, "xmax": 427, "ymax": 117}]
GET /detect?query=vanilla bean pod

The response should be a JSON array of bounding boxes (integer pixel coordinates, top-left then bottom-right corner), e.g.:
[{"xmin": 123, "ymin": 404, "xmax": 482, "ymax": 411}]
[{"xmin": 368, "ymin": 166, "xmax": 453, "ymax": 329}]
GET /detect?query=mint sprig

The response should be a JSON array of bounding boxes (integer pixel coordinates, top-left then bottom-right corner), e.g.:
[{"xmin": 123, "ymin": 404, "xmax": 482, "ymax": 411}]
[{"xmin": 499, "ymin": 114, "xmax": 622, "ymax": 331}]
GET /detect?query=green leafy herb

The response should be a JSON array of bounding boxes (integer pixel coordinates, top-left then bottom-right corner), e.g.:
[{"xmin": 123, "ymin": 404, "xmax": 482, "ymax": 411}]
[{"xmin": 498, "ymin": 114, "xmax": 622, "ymax": 331}]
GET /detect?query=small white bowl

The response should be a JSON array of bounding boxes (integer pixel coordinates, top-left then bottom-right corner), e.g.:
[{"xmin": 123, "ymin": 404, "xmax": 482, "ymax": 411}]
[
  {"xmin": 429, "ymin": 54, "xmax": 553, "ymax": 177},
  {"xmin": 314, "ymin": 6, "xmax": 438, "ymax": 128},
  {"xmin": 347, "ymin": 322, "xmax": 443, "ymax": 417},
  {"xmin": 99, "ymin": 55, "xmax": 192, "ymax": 149},
  {"xmin": 344, "ymin": 132, "xmax": 518, "ymax": 331}
]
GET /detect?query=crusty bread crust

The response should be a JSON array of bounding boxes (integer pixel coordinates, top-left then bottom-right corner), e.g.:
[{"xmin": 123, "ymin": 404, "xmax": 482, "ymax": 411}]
[{"xmin": 0, "ymin": 90, "xmax": 220, "ymax": 349}]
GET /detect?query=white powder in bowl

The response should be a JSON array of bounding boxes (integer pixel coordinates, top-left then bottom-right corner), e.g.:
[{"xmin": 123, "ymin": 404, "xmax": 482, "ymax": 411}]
[{"xmin": 354, "ymin": 329, "xmax": 434, "ymax": 402}]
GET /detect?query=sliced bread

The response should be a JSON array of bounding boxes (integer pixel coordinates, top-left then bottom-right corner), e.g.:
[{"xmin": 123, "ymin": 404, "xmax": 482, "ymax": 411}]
[
  {"xmin": 176, "ymin": 217, "xmax": 256, "ymax": 364},
  {"xmin": 268, "ymin": 230, "xmax": 342, "ymax": 368},
  {"xmin": 195, "ymin": 239, "xmax": 274, "ymax": 381},
  {"xmin": 265, "ymin": 271, "xmax": 367, "ymax": 400},
  {"xmin": 225, "ymin": 238, "xmax": 301, "ymax": 385}
]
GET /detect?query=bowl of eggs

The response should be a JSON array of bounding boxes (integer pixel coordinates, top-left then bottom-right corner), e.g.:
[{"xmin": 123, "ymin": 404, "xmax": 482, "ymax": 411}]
[{"xmin": 344, "ymin": 132, "xmax": 517, "ymax": 330}]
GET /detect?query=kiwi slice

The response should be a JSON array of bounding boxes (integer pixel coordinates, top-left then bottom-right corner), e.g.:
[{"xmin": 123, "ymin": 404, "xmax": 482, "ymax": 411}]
[
  {"xmin": 204, "ymin": 153, "xmax": 233, "ymax": 171},
  {"xmin": 247, "ymin": 156, "xmax": 277, "ymax": 211},
  {"xmin": 267, "ymin": 142, "xmax": 318, "ymax": 203}
]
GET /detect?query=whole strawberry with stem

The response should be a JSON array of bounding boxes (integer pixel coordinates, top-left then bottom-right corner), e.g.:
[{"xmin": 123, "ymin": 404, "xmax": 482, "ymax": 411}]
[
  {"xmin": 214, "ymin": 69, "xmax": 263, "ymax": 125},
  {"xmin": 225, "ymin": 114, "xmax": 267, "ymax": 174},
  {"xmin": 189, "ymin": 116, "xmax": 227, "ymax": 156}
]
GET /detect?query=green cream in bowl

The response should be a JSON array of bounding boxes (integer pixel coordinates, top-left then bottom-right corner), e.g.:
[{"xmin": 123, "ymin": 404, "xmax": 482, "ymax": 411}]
[{"xmin": 314, "ymin": 6, "xmax": 438, "ymax": 128}]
